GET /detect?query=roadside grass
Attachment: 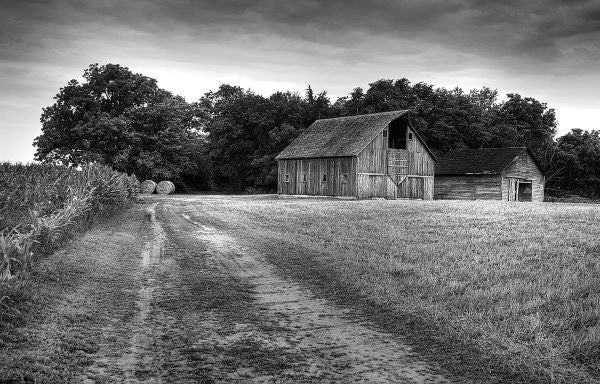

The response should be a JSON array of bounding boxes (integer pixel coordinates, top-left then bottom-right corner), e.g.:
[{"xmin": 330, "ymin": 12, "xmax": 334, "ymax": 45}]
[
  {"xmin": 0, "ymin": 207, "xmax": 145, "ymax": 383},
  {"xmin": 184, "ymin": 195, "xmax": 600, "ymax": 383},
  {"xmin": 0, "ymin": 162, "xmax": 139, "ymax": 323}
]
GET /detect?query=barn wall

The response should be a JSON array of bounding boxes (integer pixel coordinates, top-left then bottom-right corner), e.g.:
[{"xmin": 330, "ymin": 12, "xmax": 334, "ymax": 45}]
[
  {"xmin": 434, "ymin": 175, "xmax": 502, "ymax": 200},
  {"xmin": 357, "ymin": 174, "xmax": 387, "ymax": 198},
  {"xmin": 277, "ymin": 157, "xmax": 356, "ymax": 197},
  {"xmin": 389, "ymin": 176, "xmax": 434, "ymax": 200},
  {"xmin": 407, "ymin": 127, "xmax": 435, "ymax": 176},
  {"xmin": 501, "ymin": 152, "xmax": 545, "ymax": 202},
  {"xmin": 357, "ymin": 130, "xmax": 386, "ymax": 173},
  {"xmin": 357, "ymin": 124, "xmax": 436, "ymax": 200},
  {"xmin": 356, "ymin": 130, "xmax": 387, "ymax": 198}
]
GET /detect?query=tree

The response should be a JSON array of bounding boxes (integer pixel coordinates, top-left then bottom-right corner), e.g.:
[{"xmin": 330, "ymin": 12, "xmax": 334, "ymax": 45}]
[
  {"xmin": 34, "ymin": 64, "xmax": 209, "ymax": 187},
  {"xmin": 552, "ymin": 129, "xmax": 600, "ymax": 196},
  {"xmin": 201, "ymin": 85, "xmax": 309, "ymax": 192},
  {"xmin": 200, "ymin": 85, "xmax": 271, "ymax": 191}
]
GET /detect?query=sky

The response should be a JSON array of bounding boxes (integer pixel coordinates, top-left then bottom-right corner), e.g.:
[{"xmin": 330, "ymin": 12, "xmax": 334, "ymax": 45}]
[{"xmin": 1, "ymin": 0, "xmax": 599, "ymax": 163}]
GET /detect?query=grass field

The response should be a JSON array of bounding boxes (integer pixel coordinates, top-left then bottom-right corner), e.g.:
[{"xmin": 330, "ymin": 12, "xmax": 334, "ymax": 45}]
[{"xmin": 181, "ymin": 195, "xmax": 600, "ymax": 383}]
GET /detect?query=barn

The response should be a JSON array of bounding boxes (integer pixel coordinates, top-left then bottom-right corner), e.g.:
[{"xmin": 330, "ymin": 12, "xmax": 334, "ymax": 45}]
[
  {"xmin": 434, "ymin": 147, "xmax": 545, "ymax": 202},
  {"xmin": 276, "ymin": 110, "xmax": 436, "ymax": 199}
]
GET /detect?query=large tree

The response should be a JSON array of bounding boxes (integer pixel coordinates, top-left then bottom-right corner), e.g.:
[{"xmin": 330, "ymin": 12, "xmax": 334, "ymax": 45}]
[
  {"xmin": 201, "ymin": 85, "xmax": 311, "ymax": 191},
  {"xmin": 34, "ymin": 64, "xmax": 209, "ymax": 186}
]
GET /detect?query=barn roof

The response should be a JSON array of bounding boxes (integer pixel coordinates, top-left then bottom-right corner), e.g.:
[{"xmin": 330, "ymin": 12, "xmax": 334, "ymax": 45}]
[
  {"xmin": 436, "ymin": 147, "xmax": 543, "ymax": 175},
  {"xmin": 276, "ymin": 110, "xmax": 426, "ymax": 160}
]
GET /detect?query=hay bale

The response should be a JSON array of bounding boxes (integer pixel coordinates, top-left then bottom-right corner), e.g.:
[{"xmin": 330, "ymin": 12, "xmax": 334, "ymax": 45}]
[
  {"xmin": 140, "ymin": 180, "xmax": 156, "ymax": 194},
  {"xmin": 156, "ymin": 180, "xmax": 175, "ymax": 195},
  {"xmin": 166, "ymin": 181, "xmax": 175, "ymax": 194}
]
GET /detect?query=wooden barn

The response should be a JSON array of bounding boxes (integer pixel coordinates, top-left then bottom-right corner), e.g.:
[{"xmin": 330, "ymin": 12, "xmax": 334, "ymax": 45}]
[
  {"xmin": 276, "ymin": 110, "xmax": 436, "ymax": 199},
  {"xmin": 434, "ymin": 147, "xmax": 545, "ymax": 202}
]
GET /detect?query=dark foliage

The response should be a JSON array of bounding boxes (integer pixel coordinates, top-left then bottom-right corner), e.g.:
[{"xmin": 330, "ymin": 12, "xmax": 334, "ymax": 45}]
[
  {"xmin": 199, "ymin": 85, "xmax": 322, "ymax": 192},
  {"xmin": 552, "ymin": 129, "xmax": 600, "ymax": 197},
  {"xmin": 34, "ymin": 64, "xmax": 211, "ymax": 190}
]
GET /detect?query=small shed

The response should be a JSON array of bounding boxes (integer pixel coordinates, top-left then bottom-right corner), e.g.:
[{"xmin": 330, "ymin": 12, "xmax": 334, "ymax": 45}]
[
  {"xmin": 434, "ymin": 147, "xmax": 545, "ymax": 202},
  {"xmin": 276, "ymin": 110, "xmax": 436, "ymax": 199}
]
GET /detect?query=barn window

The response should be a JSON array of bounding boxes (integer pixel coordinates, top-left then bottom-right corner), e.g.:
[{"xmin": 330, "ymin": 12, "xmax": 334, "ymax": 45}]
[
  {"xmin": 388, "ymin": 118, "xmax": 407, "ymax": 149},
  {"xmin": 383, "ymin": 129, "xmax": 387, "ymax": 138},
  {"xmin": 342, "ymin": 174, "xmax": 348, "ymax": 183},
  {"xmin": 285, "ymin": 174, "xmax": 290, "ymax": 182},
  {"xmin": 408, "ymin": 132, "xmax": 413, "ymax": 140},
  {"xmin": 302, "ymin": 174, "xmax": 307, "ymax": 183},
  {"xmin": 322, "ymin": 174, "xmax": 327, "ymax": 182}
]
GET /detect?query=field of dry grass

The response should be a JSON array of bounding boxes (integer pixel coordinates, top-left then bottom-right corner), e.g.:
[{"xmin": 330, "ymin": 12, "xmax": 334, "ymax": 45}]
[{"xmin": 183, "ymin": 195, "xmax": 600, "ymax": 383}]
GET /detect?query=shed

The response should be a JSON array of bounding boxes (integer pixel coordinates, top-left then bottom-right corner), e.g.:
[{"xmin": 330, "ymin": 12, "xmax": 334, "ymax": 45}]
[
  {"xmin": 276, "ymin": 110, "xmax": 436, "ymax": 199},
  {"xmin": 434, "ymin": 147, "xmax": 545, "ymax": 202}
]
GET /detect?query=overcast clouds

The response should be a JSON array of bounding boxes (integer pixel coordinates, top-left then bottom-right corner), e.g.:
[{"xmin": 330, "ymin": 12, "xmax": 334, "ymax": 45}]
[{"xmin": 1, "ymin": 0, "xmax": 599, "ymax": 162}]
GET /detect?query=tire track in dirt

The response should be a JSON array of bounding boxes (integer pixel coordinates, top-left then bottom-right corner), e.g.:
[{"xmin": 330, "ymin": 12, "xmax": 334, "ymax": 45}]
[
  {"xmin": 82, "ymin": 203, "xmax": 168, "ymax": 383},
  {"xmin": 179, "ymin": 211, "xmax": 452, "ymax": 383},
  {"xmin": 116, "ymin": 203, "xmax": 167, "ymax": 383}
]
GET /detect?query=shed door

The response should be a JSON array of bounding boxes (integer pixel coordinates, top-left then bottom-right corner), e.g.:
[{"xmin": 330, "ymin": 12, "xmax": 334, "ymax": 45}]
[
  {"xmin": 507, "ymin": 178, "xmax": 532, "ymax": 202},
  {"xmin": 518, "ymin": 181, "xmax": 532, "ymax": 202}
]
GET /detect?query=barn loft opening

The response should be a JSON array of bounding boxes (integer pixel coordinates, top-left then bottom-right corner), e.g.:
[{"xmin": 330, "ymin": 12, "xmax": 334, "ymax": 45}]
[{"xmin": 388, "ymin": 118, "xmax": 408, "ymax": 149}]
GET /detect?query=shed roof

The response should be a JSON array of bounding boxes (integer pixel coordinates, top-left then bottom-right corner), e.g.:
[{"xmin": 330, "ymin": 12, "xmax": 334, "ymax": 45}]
[
  {"xmin": 276, "ymin": 110, "xmax": 412, "ymax": 160},
  {"xmin": 436, "ymin": 147, "xmax": 542, "ymax": 175}
]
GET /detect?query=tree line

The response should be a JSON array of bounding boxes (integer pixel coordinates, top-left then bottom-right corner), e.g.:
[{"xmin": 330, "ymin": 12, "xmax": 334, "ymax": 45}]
[{"xmin": 34, "ymin": 64, "xmax": 600, "ymax": 197}]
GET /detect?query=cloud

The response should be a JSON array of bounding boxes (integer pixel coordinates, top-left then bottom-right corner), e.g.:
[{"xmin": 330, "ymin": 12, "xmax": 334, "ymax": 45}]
[
  {"xmin": 1, "ymin": 0, "xmax": 599, "ymax": 163},
  {"xmin": 3, "ymin": 0, "xmax": 600, "ymax": 67}
]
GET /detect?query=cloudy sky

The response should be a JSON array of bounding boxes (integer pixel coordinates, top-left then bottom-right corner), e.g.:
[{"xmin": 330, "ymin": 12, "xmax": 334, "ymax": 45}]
[{"xmin": 1, "ymin": 0, "xmax": 599, "ymax": 162}]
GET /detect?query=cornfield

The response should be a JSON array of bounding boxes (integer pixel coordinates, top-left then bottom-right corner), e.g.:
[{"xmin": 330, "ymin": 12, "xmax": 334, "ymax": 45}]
[{"xmin": 0, "ymin": 162, "xmax": 139, "ymax": 281}]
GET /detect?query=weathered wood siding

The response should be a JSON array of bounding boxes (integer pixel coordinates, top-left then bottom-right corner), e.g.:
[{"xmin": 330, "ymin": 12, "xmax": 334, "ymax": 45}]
[
  {"xmin": 407, "ymin": 151, "xmax": 435, "ymax": 176},
  {"xmin": 357, "ymin": 125, "xmax": 436, "ymax": 200},
  {"xmin": 356, "ymin": 130, "xmax": 387, "ymax": 198},
  {"xmin": 408, "ymin": 126, "xmax": 435, "ymax": 176},
  {"xmin": 501, "ymin": 152, "xmax": 545, "ymax": 202},
  {"xmin": 357, "ymin": 174, "xmax": 387, "ymax": 198},
  {"xmin": 389, "ymin": 176, "xmax": 434, "ymax": 200},
  {"xmin": 277, "ymin": 157, "xmax": 356, "ymax": 197},
  {"xmin": 434, "ymin": 175, "xmax": 502, "ymax": 200},
  {"xmin": 357, "ymin": 130, "xmax": 386, "ymax": 174}
]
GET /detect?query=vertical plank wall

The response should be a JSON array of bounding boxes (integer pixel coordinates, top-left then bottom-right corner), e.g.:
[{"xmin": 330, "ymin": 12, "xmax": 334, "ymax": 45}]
[
  {"xmin": 277, "ymin": 157, "xmax": 356, "ymax": 197},
  {"xmin": 390, "ymin": 126, "xmax": 435, "ymax": 200},
  {"xmin": 356, "ymin": 125, "xmax": 436, "ymax": 199},
  {"xmin": 501, "ymin": 152, "xmax": 545, "ymax": 202},
  {"xmin": 406, "ymin": 127, "xmax": 436, "ymax": 176},
  {"xmin": 357, "ymin": 131, "xmax": 387, "ymax": 198}
]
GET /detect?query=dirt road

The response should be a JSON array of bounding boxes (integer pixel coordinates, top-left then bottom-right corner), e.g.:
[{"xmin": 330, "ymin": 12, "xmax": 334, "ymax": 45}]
[{"xmin": 1, "ymin": 196, "xmax": 455, "ymax": 383}]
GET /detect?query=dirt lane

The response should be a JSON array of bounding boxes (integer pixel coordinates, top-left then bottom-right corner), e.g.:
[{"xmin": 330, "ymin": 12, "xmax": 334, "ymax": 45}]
[
  {"xmin": 177, "ymin": 208, "xmax": 450, "ymax": 383},
  {"xmin": 1, "ymin": 197, "xmax": 455, "ymax": 383}
]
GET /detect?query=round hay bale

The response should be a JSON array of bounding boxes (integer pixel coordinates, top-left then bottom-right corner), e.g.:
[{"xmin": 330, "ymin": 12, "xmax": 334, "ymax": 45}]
[
  {"xmin": 167, "ymin": 181, "xmax": 175, "ymax": 193},
  {"xmin": 156, "ymin": 180, "xmax": 175, "ymax": 195},
  {"xmin": 140, "ymin": 180, "xmax": 156, "ymax": 194}
]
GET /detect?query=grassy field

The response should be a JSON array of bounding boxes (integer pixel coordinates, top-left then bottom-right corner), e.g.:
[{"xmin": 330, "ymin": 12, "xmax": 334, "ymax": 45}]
[{"xmin": 181, "ymin": 195, "xmax": 600, "ymax": 383}]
